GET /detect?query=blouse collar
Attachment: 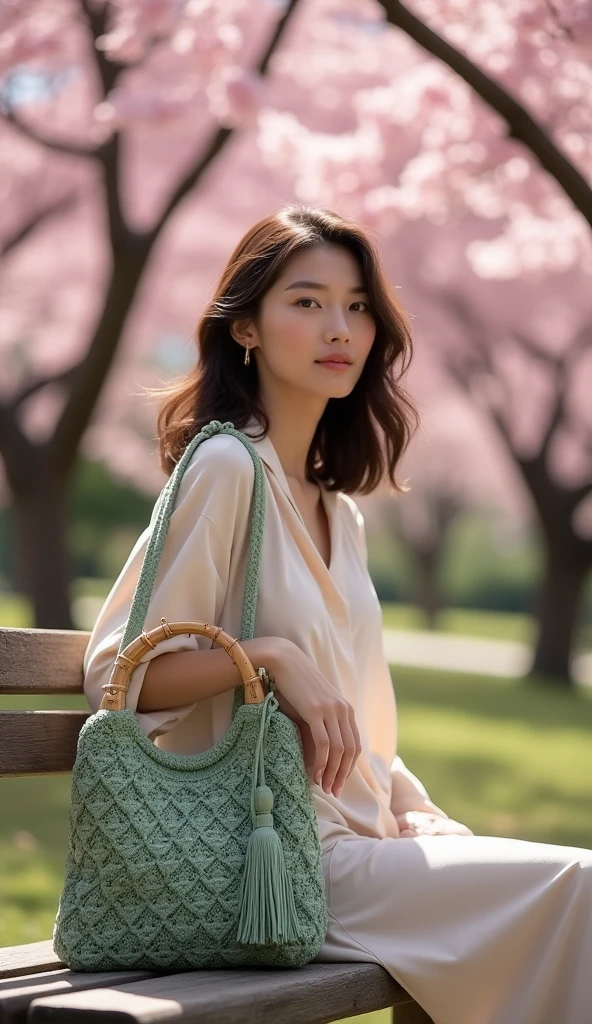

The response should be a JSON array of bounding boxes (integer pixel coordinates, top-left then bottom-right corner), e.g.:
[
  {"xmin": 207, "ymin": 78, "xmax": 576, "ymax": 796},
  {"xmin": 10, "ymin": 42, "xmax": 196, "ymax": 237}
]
[
  {"xmin": 241, "ymin": 415, "xmax": 337, "ymax": 522},
  {"xmin": 240, "ymin": 416, "xmax": 346, "ymax": 600}
]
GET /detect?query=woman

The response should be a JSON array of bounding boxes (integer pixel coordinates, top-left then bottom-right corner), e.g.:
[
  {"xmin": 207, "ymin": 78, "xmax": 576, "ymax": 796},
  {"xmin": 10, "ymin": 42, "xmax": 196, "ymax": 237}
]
[{"xmin": 84, "ymin": 205, "xmax": 592, "ymax": 1024}]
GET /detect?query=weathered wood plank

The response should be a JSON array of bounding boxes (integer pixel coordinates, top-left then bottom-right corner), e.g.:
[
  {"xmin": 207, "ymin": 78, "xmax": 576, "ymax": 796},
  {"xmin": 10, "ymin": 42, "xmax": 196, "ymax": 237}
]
[
  {"xmin": 0, "ymin": 942, "xmax": 63, "ymax": 981},
  {"xmin": 28, "ymin": 963, "xmax": 425, "ymax": 1024},
  {"xmin": 0, "ymin": 711, "xmax": 89, "ymax": 777},
  {"xmin": 0, "ymin": 967, "xmax": 158, "ymax": 1024},
  {"xmin": 0, "ymin": 629, "xmax": 89, "ymax": 695}
]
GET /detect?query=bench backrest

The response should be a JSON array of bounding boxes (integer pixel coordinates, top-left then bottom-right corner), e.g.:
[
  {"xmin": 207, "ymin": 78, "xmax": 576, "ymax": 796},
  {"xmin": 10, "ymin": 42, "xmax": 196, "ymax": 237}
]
[{"xmin": 0, "ymin": 628, "xmax": 90, "ymax": 777}]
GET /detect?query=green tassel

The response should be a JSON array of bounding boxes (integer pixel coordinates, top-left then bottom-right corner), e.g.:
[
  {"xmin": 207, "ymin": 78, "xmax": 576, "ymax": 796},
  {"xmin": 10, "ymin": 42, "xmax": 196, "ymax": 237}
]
[
  {"xmin": 236, "ymin": 690, "xmax": 302, "ymax": 946},
  {"xmin": 236, "ymin": 784, "xmax": 301, "ymax": 945}
]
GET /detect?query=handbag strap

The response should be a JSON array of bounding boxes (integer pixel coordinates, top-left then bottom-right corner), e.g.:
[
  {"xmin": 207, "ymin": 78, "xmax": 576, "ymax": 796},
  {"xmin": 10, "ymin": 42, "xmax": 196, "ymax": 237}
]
[{"xmin": 116, "ymin": 420, "xmax": 267, "ymax": 715}]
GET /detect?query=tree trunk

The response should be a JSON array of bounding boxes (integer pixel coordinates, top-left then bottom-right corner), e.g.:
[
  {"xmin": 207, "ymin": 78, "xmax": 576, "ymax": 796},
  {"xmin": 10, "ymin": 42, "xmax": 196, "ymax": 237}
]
[
  {"xmin": 11, "ymin": 478, "xmax": 73, "ymax": 629},
  {"xmin": 528, "ymin": 543, "xmax": 590, "ymax": 687},
  {"xmin": 414, "ymin": 552, "xmax": 442, "ymax": 630}
]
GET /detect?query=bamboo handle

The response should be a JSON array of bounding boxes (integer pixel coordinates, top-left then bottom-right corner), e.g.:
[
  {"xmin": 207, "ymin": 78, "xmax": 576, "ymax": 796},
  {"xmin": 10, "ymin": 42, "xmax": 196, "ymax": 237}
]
[{"xmin": 99, "ymin": 617, "xmax": 266, "ymax": 711}]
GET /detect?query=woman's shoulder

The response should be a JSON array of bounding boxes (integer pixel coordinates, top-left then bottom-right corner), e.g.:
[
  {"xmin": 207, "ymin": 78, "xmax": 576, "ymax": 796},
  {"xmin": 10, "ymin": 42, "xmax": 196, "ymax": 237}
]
[
  {"xmin": 179, "ymin": 431, "xmax": 256, "ymax": 487},
  {"xmin": 166, "ymin": 432, "xmax": 257, "ymax": 522}
]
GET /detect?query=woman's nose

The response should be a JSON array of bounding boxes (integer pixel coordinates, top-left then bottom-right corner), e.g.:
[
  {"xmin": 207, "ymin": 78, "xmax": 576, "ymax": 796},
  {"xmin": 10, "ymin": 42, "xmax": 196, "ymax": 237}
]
[{"xmin": 324, "ymin": 313, "xmax": 350, "ymax": 342}]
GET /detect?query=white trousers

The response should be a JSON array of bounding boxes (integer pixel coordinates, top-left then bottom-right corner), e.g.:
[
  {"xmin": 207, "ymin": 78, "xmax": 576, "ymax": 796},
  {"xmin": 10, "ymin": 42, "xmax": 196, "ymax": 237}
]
[{"xmin": 312, "ymin": 834, "xmax": 592, "ymax": 1024}]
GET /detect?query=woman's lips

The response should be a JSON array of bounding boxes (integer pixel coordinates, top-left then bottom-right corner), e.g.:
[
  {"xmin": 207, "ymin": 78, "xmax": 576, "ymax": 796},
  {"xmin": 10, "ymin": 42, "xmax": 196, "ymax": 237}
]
[{"xmin": 315, "ymin": 360, "xmax": 351, "ymax": 372}]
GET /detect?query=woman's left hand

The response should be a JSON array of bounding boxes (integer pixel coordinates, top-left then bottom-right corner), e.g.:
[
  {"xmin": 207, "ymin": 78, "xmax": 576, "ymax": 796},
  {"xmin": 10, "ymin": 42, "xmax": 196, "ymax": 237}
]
[{"xmin": 395, "ymin": 810, "xmax": 473, "ymax": 838}]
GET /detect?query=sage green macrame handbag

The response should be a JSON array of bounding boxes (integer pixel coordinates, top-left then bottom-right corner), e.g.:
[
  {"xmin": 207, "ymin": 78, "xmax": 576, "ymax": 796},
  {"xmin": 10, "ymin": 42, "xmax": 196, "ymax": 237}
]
[{"xmin": 52, "ymin": 420, "xmax": 328, "ymax": 972}]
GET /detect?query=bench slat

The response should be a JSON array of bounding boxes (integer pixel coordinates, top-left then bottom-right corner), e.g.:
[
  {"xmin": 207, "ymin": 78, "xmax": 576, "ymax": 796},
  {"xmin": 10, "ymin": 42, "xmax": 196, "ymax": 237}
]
[
  {"xmin": 0, "ymin": 967, "xmax": 158, "ymax": 1024},
  {"xmin": 28, "ymin": 963, "xmax": 431, "ymax": 1024},
  {"xmin": 0, "ymin": 942, "xmax": 64, "ymax": 981},
  {"xmin": 0, "ymin": 629, "xmax": 88, "ymax": 695},
  {"xmin": 0, "ymin": 712, "xmax": 88, "ymax": 776}
]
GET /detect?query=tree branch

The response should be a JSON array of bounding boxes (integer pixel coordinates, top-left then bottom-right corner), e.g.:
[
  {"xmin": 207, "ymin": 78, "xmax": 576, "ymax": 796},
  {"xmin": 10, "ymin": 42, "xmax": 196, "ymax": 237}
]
[
  {"xmin": 1, "ymin": 192, "xmax": 81, "ymax": 258},
  {"xmin": 512, "ymin": 325, "xmax": 592, "ymax": 461},
  {"xmin": 10, "ymin": 365, "xmax": 81, "ymax": 408},
  {"xmin": 433, "ymin": 288, "xmax": 520, "ymax": 452},
  {"xmin": 511, "ymin": 329, "xmax": 567, "ymax": 460},
  {"xmin": 77, "ymin": 0, "xmax": 123, "ymax": 99},
  {"xmin": 436, "ymin": 289, "xmax": 592, "ymax": 529},
  {"xmin": 151, "ymin": 0, "xmax": 302, "ymax": 237},
  {"xmin": 1, "ymin": 106, "xmax": 99, "ymax": 159},
  {"xmin": 446, "ymin": 351, "xmax": 514, "ymax": 452},
  {"xmin": 378, "ymin": 0, "xmax": 592, "ymax": 230}
]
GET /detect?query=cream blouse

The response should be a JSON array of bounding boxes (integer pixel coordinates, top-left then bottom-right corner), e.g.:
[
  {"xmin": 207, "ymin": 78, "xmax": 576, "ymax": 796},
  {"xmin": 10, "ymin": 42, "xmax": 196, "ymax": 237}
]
[{"xmin": 83, "ymin": 417, "xmax": 448, "ymax": 849}]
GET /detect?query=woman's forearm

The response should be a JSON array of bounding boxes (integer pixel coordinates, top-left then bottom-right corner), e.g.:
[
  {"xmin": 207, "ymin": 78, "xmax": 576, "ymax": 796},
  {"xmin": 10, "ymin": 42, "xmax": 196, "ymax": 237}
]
[{"xmin": 136, "ymin": 637, "xmax": 280, "ymax": 712}]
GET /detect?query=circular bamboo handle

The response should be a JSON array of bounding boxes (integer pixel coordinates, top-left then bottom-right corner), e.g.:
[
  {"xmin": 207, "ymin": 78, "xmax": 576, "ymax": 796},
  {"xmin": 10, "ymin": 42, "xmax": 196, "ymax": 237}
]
[{"xmin": 99, "ymin": 617, "xmax": 266, "ymax": 711}]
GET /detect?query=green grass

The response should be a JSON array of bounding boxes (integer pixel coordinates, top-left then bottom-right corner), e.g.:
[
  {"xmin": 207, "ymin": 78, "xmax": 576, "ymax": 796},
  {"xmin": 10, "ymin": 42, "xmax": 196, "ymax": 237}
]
[
  {"xmin": 392, "ymin": 665, "xmax": 592, "ymax": 848},
  {"xmin": 0, "ymin": 578, "xmax": 113, "ymax": 630},
  {"xmin": 380, "ymin": 602, "xmax": 534, "ymax": 641},
  {"xmin": 381, "ymin": 602, "xmax": 592, "ymax": 650},
  {"xmin": 0, "ymin": 591, "xmax": 30, "ymax": 627}
]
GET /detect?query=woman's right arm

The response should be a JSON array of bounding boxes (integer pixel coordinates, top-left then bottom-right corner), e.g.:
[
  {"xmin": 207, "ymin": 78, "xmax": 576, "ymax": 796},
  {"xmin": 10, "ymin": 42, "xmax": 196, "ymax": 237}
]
[
  {"xmin": 138, "ymin": 635, "xmax": 362, "ymax": 798},
  {"xmin": 137, "ymin": 636, "xmax": 281, "ymax": 711}
]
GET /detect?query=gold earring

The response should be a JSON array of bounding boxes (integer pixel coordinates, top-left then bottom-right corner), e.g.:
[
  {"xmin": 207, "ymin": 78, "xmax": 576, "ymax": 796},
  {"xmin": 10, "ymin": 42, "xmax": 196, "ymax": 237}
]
[{"xmin": 244, "ymin": 344, "xmax": 250, "ymax": 366}]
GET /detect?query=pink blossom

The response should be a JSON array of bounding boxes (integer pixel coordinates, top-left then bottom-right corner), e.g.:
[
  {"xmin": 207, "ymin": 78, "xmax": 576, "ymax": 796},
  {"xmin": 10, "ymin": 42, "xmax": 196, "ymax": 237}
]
[{"xmin": 207, "ymin": 65, "xmax": 262, "ymax": 128}]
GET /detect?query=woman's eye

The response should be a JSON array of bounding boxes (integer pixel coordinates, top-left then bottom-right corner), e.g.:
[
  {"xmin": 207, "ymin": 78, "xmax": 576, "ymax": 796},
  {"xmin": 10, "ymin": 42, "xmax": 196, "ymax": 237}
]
[{"xmin": 295, "ymin": 297, "xmax": 370, "ymax": 312}]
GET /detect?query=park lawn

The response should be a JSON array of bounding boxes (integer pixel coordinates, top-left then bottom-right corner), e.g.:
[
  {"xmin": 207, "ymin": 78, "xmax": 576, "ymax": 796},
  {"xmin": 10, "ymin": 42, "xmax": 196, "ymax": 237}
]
[
  {"xmin": 380, "ymin": 603, "xmax": 535, "ymax": 641},
  {"xmin": 381, "ymin": 602, "xmax": 592, "ymax": 651},
  {"xmin": 0, "ymin": 579, "xmax": 112, "ymax": 630},
  {"xmin": 392, "ymin": 666, "xmax": 592, "ymax": 847}
]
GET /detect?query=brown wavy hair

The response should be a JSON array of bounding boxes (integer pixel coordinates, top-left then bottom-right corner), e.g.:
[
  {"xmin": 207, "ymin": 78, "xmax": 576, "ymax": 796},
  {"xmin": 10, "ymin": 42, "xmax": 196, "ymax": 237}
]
[{"xmin": 154, "ymin": 204, "xmax": 419, "ymax": 496}]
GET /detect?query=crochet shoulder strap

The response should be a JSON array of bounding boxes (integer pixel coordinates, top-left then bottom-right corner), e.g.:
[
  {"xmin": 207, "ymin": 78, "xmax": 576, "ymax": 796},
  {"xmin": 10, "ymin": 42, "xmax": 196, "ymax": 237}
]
[{"xmin": 116, "ymin": 420, "xmax": 266, "ymax": 716}]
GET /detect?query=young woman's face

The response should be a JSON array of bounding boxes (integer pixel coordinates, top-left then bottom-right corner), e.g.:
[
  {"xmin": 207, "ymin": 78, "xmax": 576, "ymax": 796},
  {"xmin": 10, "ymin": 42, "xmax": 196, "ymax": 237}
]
[{"xmin": 245, "ymin": 243, "xmax": 376, "ymax": 402}]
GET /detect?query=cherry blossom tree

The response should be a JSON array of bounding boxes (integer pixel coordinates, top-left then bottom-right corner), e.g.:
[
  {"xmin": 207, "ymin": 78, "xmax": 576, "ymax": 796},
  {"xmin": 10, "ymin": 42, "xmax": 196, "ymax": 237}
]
[
  {"xmin": 0, "ymin": 0, "xmax": 300, "ymax": 627},
  {"xmin": 434, "ymin": 285, "xmax": 592, "ymax": 684},
  {"xmin": 385, "ymin": 483, "xmax": 464, "ymax": 629}
]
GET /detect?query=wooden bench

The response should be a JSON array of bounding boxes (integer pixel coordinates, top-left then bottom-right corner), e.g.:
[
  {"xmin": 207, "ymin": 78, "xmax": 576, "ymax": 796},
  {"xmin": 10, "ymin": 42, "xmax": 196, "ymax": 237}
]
[{"xmin": 0, "ymin": 626, "xmax": 433, "ymax": 1024}]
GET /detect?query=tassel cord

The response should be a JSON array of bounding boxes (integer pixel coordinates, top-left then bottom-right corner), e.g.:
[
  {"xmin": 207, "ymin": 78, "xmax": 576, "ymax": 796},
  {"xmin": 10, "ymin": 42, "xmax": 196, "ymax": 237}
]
[{"xmin": 250, "ymin": 690, "xmax": 279, "ymax": 829}]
